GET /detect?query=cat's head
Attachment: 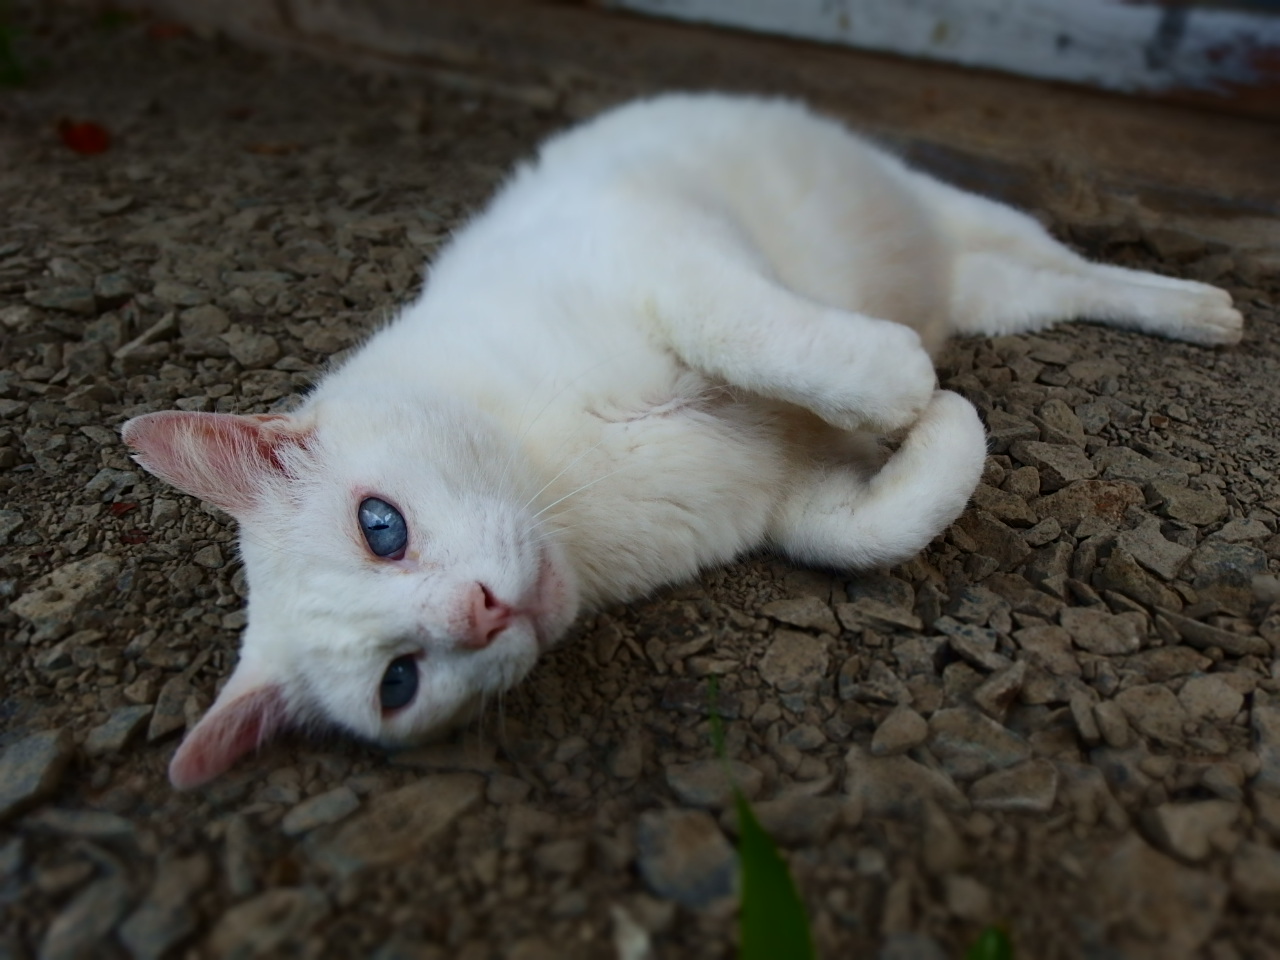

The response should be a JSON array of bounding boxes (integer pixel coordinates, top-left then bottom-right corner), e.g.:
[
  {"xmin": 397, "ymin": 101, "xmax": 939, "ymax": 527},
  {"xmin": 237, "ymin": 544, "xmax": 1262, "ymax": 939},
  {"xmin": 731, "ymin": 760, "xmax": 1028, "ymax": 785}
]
[{"xmin": 122, "ymin": 392, "xmax": 579, "ymax": 789}]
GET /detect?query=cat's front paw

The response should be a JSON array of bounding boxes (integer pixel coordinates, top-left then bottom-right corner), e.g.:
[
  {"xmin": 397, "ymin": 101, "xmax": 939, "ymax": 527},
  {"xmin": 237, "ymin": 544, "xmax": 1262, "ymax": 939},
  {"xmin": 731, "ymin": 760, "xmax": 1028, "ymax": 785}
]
[
  {"xmin": 821, "ymin": 326, "xmax": 937, "ymax": 434},
  {"xmin": 1178, "ymin": 302, "xmax": 1244, "ymax": 346}
]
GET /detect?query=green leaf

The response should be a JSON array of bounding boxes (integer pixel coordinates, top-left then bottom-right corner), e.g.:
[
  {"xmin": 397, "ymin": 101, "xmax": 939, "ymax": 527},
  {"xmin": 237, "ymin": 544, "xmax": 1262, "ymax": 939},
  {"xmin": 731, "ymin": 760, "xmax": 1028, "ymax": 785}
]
[
  {"xmin": 965, "ymin": 925, "xmax": 1013, "ymax": 960},
  {"xmin": 735, "ymin": 790, "xmax": 815, "ymax": 960}
]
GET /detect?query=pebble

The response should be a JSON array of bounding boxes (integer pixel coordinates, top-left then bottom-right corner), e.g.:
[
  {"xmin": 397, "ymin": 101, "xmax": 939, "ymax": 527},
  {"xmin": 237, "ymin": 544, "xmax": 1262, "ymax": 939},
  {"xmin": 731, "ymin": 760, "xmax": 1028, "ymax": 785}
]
[
  {"xmin": 1177, "ymin": 675, "xmax": 1243, "ymax": 722},
  {"xmin": 38, "ymin": 873, "xmax": 134, "ymax": 960},
  {"xmin": 25, "ymin": 285, "xmax": 97, "ymax": 315},
  {"xmin": 208, "ymin": 886, "xmax": 330, "ymax": 959},
  {"xmin": 664, "ymin": 759, "xmax": 763, "ymax": 808},
  {"xmin": 927, "ymin": 708, "xmax": 1032, "ymax": 780},
  {"xmin": 0, "ymin": 728, "xmax": 75, "ymax": 823},
  {"xmin": 944, "ymin": 874, "xmax": 994, "ymax": 922},
  {"xmin": 1035, "ymin": 479, "xmax": 1143, "ymax": 527},
  {"xmin": 759, "ymin": 596, "xmax": 838, "ymax": 633},
  {"xmin": 934, "ymin": 617, "xmax": 1011, "ymax": 672},
  {"xmin": 282, "ymin": 785, "xmax": 361, "ymax": 835},
  {"xmin": 1161, "ymin": 611, "xmax": 1270, "ymax": 657},
  {"xmin": 1009, "ymin": 440, "xmax": 1097, "ymax": 491},
  {"xmin": 1143, "ymin": 800, "xmax": 1238, "ymax": 862},
  {"xmin": 147, "ymin": 675, "xmax": 194, "ymax": 742},
  {"xmin": 1060, "ymin": 607, "xmax": 1142, "ymax": 655},
  {"xmin": 970, "ymin": 661, "xmax": 1027, "ymax": 720},
  {"xmin": 1092, "ymin": 700, "xmax": 1135, "ymax": 749},
  {"xmin": 1116, "ymin": 518, "xmax": 1191, "ymax": 581},
  {"xmin": 1093, "ymin": 836, "xmax": 1226, "ymax": 958},
  {"xmin": 309, "ymin": 774, "xmax": 482, "ymax": 876},
  {"xmin": 756, "ymin": 629, "xmax": 829, "ymax": 692},
  {"xmin": 28, "ymin": 808, "xmax": 135, "ymax": 839},
  {"xmin": 870, "ymin": 706, "xmax": 928, "ymax": 756},
  {"xmin": 731, "ymin": 795, "xmax": 851, "ymax": 846},
  {"xmin": 1148, "ymin": 480, "xmax": 1228, "ymax": 526},
  {"xmin": 969, "ymin": 758, "xmax": 1058, "ymax": 813},
  {"xmin": 10, "ymin": 553, "xmax": 122, "ymax": 642},
  {"xmin": 1253, "ymin": 691, "xmax": 1280, "ymax": 797},
  {"xmin": 1113, "ymin": 684, "xmax": 1189, "ymax": 744},
  {"xmin": 843, "ymin": 746, "xmax": 967, "ymax": 818},
  {"xmin": 634, "ymin": 809, "xmax": 736, "ymax": 909},
  {"xmin": 85, "ymin": 706, "xmax": 154, "ymax": 757},
  {"xmin": 835, "ymin": 598, "xmax": 923, "ymax": 633},
  {"xmin": 1229, "ymin": 842, "xmax": 1280, "ymax": 911},
  {"xmin": 118, "ymin": 854, "xmax": 211, "ymax": 960},
  {"xmin": 1190, "ymin": 540, "xmax": 1268, "ymax": 592},
  {"xmin": 879, "ymin": 933, "xmax": 948, "ymax": 960}
]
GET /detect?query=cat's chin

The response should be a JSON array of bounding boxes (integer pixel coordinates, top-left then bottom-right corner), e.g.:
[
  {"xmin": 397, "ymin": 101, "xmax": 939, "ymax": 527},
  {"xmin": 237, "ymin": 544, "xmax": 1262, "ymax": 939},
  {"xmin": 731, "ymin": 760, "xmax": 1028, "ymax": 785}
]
[{"xmin": 528, "ymin": 545, "xmax": 580, "ymax": 652}]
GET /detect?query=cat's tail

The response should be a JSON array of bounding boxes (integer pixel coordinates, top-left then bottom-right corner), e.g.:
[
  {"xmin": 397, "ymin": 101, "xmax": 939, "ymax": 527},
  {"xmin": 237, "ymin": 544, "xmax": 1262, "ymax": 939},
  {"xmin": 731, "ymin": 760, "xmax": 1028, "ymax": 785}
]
[{"xmin": 769, "ymin": 390, "xmax": 987, "ymax": 570}]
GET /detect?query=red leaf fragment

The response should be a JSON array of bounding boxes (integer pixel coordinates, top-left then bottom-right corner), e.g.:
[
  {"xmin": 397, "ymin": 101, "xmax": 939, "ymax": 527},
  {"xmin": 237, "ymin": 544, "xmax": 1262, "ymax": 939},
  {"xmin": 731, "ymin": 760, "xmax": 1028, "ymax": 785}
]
[
  {"xmin": 147, "ymin": 21, "xmax": 189, "ymax": 40},
  {"xmin": 121, "ymin": 530, "xmax": 150, "ymax": 545},
  {"xmin": 59, "ymin": 120, "xmax": 112, "ymax": 155}
]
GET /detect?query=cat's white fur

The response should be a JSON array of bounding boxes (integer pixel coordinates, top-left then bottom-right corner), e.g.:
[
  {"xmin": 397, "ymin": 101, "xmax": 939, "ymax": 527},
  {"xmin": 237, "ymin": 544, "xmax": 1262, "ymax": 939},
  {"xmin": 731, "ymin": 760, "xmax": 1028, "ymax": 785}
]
[{"xmin": 121, "ymin": 93, "xmax": 1242, "ymax": 788}]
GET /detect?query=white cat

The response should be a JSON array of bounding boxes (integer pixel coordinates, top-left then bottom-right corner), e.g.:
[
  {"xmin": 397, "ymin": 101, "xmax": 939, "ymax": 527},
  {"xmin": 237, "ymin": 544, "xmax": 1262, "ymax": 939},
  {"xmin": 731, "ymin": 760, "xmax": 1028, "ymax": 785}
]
[{"xmin": 122, "ymin": 93, "xmax": 1242, "ymax": 788}]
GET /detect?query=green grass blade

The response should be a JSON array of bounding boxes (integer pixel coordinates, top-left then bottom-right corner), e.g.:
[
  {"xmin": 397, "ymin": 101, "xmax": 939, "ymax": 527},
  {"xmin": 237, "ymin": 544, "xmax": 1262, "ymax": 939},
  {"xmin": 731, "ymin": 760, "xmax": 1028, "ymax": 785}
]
[
  {"xmin": 965, "ymin": 925, "xmax": 1013, "ymax": 960},
  {"xmin": 735, "ymin": 790, "xmax": 815, "ymax": 960}
]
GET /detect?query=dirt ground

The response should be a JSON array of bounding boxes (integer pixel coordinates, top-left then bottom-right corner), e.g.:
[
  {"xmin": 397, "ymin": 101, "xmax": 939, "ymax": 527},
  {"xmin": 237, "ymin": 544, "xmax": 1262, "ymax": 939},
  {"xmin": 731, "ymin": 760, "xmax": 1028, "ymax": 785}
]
[{"xmin": 2, "ymin": 5, "xmax": 1280, "ymax": 959}]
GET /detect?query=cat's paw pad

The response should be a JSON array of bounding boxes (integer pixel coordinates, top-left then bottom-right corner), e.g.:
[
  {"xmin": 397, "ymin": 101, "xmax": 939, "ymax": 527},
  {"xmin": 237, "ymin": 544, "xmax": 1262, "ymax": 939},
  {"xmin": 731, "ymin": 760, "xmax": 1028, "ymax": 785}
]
[{"xmin": 1181, "ymin": 303, "xmax": 1244, "ymax": 346}]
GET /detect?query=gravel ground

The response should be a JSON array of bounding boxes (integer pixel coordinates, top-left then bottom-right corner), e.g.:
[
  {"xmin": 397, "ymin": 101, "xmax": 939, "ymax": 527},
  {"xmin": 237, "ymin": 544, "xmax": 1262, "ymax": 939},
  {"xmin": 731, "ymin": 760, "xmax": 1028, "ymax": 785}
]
[{"xmin": 3, "ymin": 10, "xmax": 1280, "ymax": 960}]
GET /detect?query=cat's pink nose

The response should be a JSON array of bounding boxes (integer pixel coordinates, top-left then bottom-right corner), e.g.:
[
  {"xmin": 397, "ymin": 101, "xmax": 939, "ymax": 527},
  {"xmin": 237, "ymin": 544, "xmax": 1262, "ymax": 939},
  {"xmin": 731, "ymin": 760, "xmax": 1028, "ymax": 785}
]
[{"xmin": 460, "ymin": 582, "xmax": 515, "ymax": 650}]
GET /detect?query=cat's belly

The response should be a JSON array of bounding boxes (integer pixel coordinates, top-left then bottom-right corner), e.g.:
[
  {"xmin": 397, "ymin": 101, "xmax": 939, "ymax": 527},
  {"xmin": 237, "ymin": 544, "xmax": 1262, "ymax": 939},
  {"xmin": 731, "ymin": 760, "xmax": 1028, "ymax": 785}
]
[{"xmin": 533, "ymin": 387, "xmax": 794, "ymax": 607}]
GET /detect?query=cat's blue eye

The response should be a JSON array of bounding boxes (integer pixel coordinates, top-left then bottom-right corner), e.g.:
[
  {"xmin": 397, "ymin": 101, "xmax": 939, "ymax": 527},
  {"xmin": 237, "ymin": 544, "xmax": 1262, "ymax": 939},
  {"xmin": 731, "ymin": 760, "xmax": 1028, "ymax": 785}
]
[
  {"xmin": 380, "ymin": 655, "xmax": 418, "ymax": 711},
  {"xmin": 358, "ymin": 497, "xmax": 408, "ymax": 558}
]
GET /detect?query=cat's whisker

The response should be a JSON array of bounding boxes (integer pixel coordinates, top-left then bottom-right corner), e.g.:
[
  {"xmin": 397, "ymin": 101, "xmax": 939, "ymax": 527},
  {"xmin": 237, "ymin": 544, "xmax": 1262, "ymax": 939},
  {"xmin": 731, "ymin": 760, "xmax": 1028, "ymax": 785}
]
[
  {"xmin": 528, "ymin": 464, "xmax": 631, "ymax": 523},
  {"xmin": 520, "ymin": 436, "xmax": 611, "ymax": 513}
]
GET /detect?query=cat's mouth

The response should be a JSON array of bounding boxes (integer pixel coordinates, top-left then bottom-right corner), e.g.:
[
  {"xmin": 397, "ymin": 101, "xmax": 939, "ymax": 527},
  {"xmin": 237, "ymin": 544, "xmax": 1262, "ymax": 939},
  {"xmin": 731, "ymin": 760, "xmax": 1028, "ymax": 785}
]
[{"xmin": 527, "ymin": 547, "xmax": 577, "ymax": 651}]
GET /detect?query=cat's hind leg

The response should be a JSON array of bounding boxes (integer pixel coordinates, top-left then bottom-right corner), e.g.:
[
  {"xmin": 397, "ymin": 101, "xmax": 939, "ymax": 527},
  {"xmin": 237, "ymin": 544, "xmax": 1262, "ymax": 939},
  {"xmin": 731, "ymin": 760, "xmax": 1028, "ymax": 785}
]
[
  {"xmin": 907, "ymin": 172, "xmax": 1243, "ymax": 346},
  {"xmin": 768, "ymin": 390, "xmax": 987, "ymax": 570}
]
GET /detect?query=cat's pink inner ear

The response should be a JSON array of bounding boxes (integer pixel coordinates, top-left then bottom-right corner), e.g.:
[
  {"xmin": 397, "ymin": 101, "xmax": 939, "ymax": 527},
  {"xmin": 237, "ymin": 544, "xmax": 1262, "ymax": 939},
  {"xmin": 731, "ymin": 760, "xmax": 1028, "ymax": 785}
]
[
  {"xmin": 168, "ymin": 682, "xmax": 287, "ymax": 790},
  {"xmin": 121, "ymin": 411, "xmax": 308, "ymax": 515}
]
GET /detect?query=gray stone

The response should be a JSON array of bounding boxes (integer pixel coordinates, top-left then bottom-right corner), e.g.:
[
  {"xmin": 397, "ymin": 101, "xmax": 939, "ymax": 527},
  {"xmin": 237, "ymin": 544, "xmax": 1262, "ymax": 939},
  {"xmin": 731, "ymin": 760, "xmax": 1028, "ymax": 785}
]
[
  {"xmin": 635, "ymin": 809, "xmax": 735, "ymax": 909},
  {"xmin": 178, "ymin": 303, "xmax": 231, "ymax": 339},
  {"xmin": 953, "ymin": 511, "xmax": 1032, "ymax": 569},
  {"xmin": 10, "ymin": 553, "xmax": 122, "ymax": 642},
  {"xmin": 878, "ymin": 933, "xmax": 948, "ymax": 960},
  {"xmin": 223, "ymin": 328, "xmax": 281, "ymax": 369},
  {"xmin": 984, "ymin": 409, "xmax": 1039, "ymax": 454},
  {"xmin": 665, "ymin": 759, "xmax": 763, "ymax": 809},
  {"xmin": 118, "ymin": 854, "xmax": 210, "ymax": 960},
  {"xmin": 870, "ymin": 706, "xmax": 928, "ymax": 756},
  {"xmin": 927, "ymin": 707, "xmax": 1032, "ymax": 780},
  {"xmin": 282, "ymin": 786, "xmax": 361, "ymax": 836},
  {"xmin": 835, "ymin": 598, "xmax": 923, "ymax": 633},
  {"xmin": 38, "ymin": 874, "xmax": 133, "ymax": 960},
  {"xmin": 0, "ymin": 729, "xmax": 74, "ymax": 823},
  {"xmin": 971, "ymin": 661, "xmax": 1027, "ymax": 720},
  {"xmin": 1148, "ymin": 480, "xmax": 1228, "ymax": 526},
  {"xmin": 971, "ymin": 483, "xmax": 1037, "ymax": 526},
  {"xmin": 1093, "ymin": 700, "xmax": 1135, "ymax": 748},
  {"xmin": 934, "ymin": 616, "xmax": 1011, "ymax": 672},
  {"xmin": 945, "ymin": 585, "xmax": 1011, "ymax": 627},
  {"xmin": 1010, "ymin": 440, "xmax": 1097, "ymax": 491},
  {"xmin": 845, "ymin": 574, "xmax": 915, "ymax": 611},
  {"xmin": 1177, "ymin": 675, "xmax": 1243, "ymax": 722},
  {"xmin": 1035, "ymin": 398, "xmax": 1085, "ymax": 446},
  {"xmin": 1098, "ymin": 548, "xmax": 1184, "ymax": 611},
  {"xmin": 843, "ymin": 746, "xmax": 967, "ymax": 818},
  {"xmin": 208, "ymin": 887, "xmax": 330, "ymax": 960},
  {"xmin": 94, "ymin": 272, "xmax": 136, "ymax": 306},
  {"xmin": 1190, "ymin": 540, "xmax": 1267, "ymax": 591},
  {"xmin": 843, "ymin": 658, "xmax": 913, "ymax": 705},
  {"xmin": 1094, "ymin": 447, "xmax": 1186, "ymax": 487},
  {"xmin": 726, "ymin": 795, "xmax": 851, "ymax": 846},
  {"xmin": 83, "ymin": 706, "xmax": 153, "ymax": 757},
  {"xmin": 28, "ymin": 808, "xmax": 135, "ymax": 839},
  {"xmin": 1116, "ymin": 518, "xmax": 1191, "ymax": 581},
  {"xmin": 1229, "ymin": 841, "xmax": 1280, "ymax": 912},
  {"xmin": 1159, "ymin": 610, "xmax": 1270, "ymax": 657},
  {"xmin": 25, "ymin": 285, "xmax": 96, "ymax": 315},
  {"xmin": 309, "ymin": 774, "xmax": 483, "ymax": 877},
  {"xmin": 1114, "ymin": 684, "xmax": 1189, "ymax": 744},
  {"xmin": 1253, "ymin": 690, "xmax": 1280, "ymax": 798},
  {"xmin": 1121, "ymin": 645, "xmax": 1212, "ymax": 682},
  {"xmin": 1060, "ymin": 606, "xmax": 1142, "ymax": 655},
  {"xmin": 759, "ymin": 596, "xmax": 838, "ymax": 634},
  {"xmin": 147, "ymin": 674, "xmax": 193, "ymax": 742},
  {"xmin": 1093, "ymin": 836, "xmax": 1226, "ymax": 959},
  {"xmin": 1212, "ymin": 518, "xmax": 1270, "ymax": 542},
  {"xmin": 1013, "ymin": 625, "xmax": 1080, "ymax": 677},
  {"xmin": 969, "ymin": 758, "xmax": 1057, "ymax": 812},
  {"xmin": 1143, "ymin": 800, "xmax": 1238, "ymax": 862},
  {"xmin": 757, "ymin": 629, "xmax": 829, "ymax": 692},
  {"xmin": 0, "ymin": 509, "xmax": 24, "ymax": 545},
  {"xmin": 152, "ymin": 280, "xmax": 209, "ymax": 307},
  {"xmin": 1035, "ymin": 480, "xmax": 1143, "ymax": 527}
]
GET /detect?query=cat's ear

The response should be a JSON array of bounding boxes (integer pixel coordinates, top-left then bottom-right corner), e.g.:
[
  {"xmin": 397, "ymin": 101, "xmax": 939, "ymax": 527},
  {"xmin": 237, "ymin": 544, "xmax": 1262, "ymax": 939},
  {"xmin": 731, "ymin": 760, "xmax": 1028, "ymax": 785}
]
[
  {"xmin": 168, "ymin": 663, "xmax": 287, "ymax": 790},
  {"xmin": 121, "ymin": 411, "xmax": 310, "ymax": 516}
]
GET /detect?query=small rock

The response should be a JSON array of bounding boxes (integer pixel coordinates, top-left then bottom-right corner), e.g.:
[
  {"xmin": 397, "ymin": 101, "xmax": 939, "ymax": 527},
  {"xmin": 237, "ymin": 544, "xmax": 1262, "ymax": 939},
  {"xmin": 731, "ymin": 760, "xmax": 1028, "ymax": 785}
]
[
  {"xmin": 971, "ymin": 661, "xmax": 1027, "ymax": 720},
  {"xmin": 1177, "ymin": 675, "xmax": 1243, "ymax": 723},
  {"xmin": 1189, "ymin": 540, "xmax": 1267, "ymax": 593},
  {"xmin": 1035, "ymin": 480, "xmax": 1143, "ymax": 527},
  {"xmin": 1143, "ymin": 800, "xmax": 1238, "ymax": 862},
  {"xmin": 28, "ymin": 808, "xmax": 135, "ymax": 839},
  {"xmin": 208, "ymin": 887, "xmax": 330, "ymax": 959},
  {"xmin": 664, "ymin": 759, "xmax": 763, "ymax": 808},
  {"xmin": 635, "ymin": 809, "xmax": 735, "ymax": 909},
  {"xmin": 1010, "ymin": 440, "xmax": 1097, "ymax": 491},
  {"xmin": 1035, "ymin": 398, "xmax": 1085, "ymax": 446},
  {"xmin": 835, "ymin": 598, "xmax": 923, "ymax": 633},
  {"xmin": 310, "ymin": 774, "xmax": 482, "ymax": 877},
  {"xmin": 282, "ymin": 786, "xmax": 361, "ymax": 836},
  {"xmin": 1113, "ymin": 684, "xmax": 1189, "ymax": 744},
  {"xmin": 1013, "ymin": 625, "xmax": 1080, "ymax": 677},
  {"xmin": 1116, "ymin": 518, "xmax": 1191, "ymax": 581},
  {"xmin": 1094, "ymin": 836, "xmax": 1226, "ymax": 958},
  {"xmin": 1093, "ymin": 701, "xmax": 1134, "ymax": 748},
  {"xmin": 152, "ymin": 280, "xmax": 209, "ymax": 307},
  {"xmin": 944, "ymin": 874, "xmax": 994, "ymax": 922},
  {"xmin": 971, "ymin": 483, "xmax": 1037, "ymax": 526},
  {"xmin": 871, "ymin": 706, "xmax": 928, "ymax": 756},
  {"xmin": 729, "ymin": 796, "xmax": 851, "ymax": 846},
  {"xmin": 0, "ymin": 728, "xmax": 75, "ymax": 823},
  {"xmin": 25, "ymin": 285, "xmax": 96, "ymax": 315},
  {"xmin": 118, "ymin": 854, "xmax": 210, "ymax": 960},
  {"xmin": 223, "ymin": 328, "xmax": 282, "ymax": 369},
  {"xmin": 1060, "ymin": 607, "xmax": 1142, "ymax": 655},
  {"xmin": 843, "ymin": 746, "xmax": 967, "ymax": 818},
  {"xmin": 1121, "ymin": 645, "xmax": 1211, "ymax": 682},
  {"xmin": 953, "ymin": 511, "xmax": 1031, "ymax": 569},
  {"xmin": 38, "ymin": 874, "xmax": 134, "ymax": 960},
  {"xmin": 178, "ymin": 303, "xmax": 231, "ymax": 339},
  {"xmin": 1212, "ymin": 518, "xmax": 1271, "ymax": 542},
  {"xmin": 1229, "ymin": 841, "xmax": 1280, "ymax": 911},
  {"xmin": 193, "ymin": 544, "xmax": 225, "ymax": 569},
  {"xmin": 10, "ymin": 553, "xmax": 122, "ymax": 642},
  {"xmin": 879, "ymin": 933, "xmax": 949, "ymax": 960},
  {"xmin": 148, "ymin": 675, "xmax": 193, "ymax": 742},
  {"xmin": 1148, "ymin": 480, "xmax": 1228, "ymax": 526},
  {"xmin": 1098, "ymin": 549, "xmax": 1184, "ymax": 610},
  {"xmin": 969, "ymin": 758, "xmax": 1058, "ymax": 812},
  {"xmin": 927, "ymin": 708, "xmax": 1031, "ymax": 780},
  {"xmin": 1160, "ymin": 610, "xmax": 1270, "ymax": 657},
  {"xmin": 757, "ymin": 629, "xmax": 829, "ymax": 692},
  {"xmin": 934, "ymin": 617, "xmax": 1011, "ymax": 672},
  {"xmin": 759, "ymin": 596, "xmax": 838, "ymax": 634},
  {"xmin": 1253, "ymin": 691, "xmax": 1280, "ymax": 798}
]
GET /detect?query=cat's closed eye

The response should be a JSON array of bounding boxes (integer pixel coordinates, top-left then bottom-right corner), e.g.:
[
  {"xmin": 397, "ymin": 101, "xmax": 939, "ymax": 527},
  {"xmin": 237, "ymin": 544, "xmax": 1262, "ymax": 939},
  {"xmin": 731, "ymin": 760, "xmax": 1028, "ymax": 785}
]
[
  {"xmin": 359, "ymin": 496, "xmax": 408, "ymax": 559},
  {"xmin": 380, "ymin": 655, "xmax": 418, "ymax": 710}
]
